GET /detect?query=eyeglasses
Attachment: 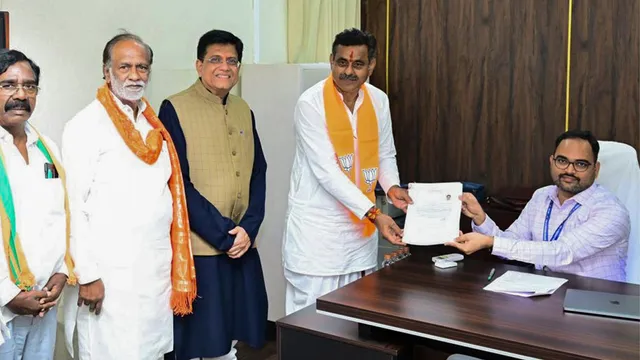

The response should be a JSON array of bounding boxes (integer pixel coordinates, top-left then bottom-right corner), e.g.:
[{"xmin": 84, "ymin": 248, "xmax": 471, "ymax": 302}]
[
  {"xmin": 204, "ymin": 56, "xmax": 240, "ymax": 67},
  {"xmin": 0, "ymin": 83, "xmax": 40, "ymax": 96},
  {"xmin": 553, "ymin": 156, "xmax": 592, "ymax": 172}
]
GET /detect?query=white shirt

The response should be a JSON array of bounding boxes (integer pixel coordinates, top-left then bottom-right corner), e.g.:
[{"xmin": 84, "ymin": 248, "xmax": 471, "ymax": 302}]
[
  {"xmin": 61, "ymin": 93, "xmax": 174, "ymax": 359},
  {"xmin": 0, "ymin": 124, "xmax": 67, "ymax": 326},
  {"xmin": 283, "ymin": 79, "xmax": 401, "ymax": 276}
]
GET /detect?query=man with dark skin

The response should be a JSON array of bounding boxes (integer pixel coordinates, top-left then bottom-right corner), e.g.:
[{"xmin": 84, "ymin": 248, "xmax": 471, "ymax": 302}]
[{"xmin": 0, "ymin": 49, "xmax": 68, "ymax": 359}]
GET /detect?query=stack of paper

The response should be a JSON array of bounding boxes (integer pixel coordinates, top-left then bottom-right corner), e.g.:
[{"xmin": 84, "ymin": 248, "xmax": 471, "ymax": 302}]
[
  {"xmin": 402, "ymin": 182, "xmax": 463, "ymax": 246},
  {"xmin": 484, "ymin": 271, "xmax": 568, "ymax": 297}
]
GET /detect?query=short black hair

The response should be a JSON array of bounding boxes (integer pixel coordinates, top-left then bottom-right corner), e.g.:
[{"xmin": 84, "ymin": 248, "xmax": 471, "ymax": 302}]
[
  {"xmin": 332, "ymin": 28, "xmax": 377, "ymax": 61},
  {"xmin": 0, "ymin": 49, "xmax": 41, "ymax": 85},
  {"xmin": 197, "ymin": 30, "xmax": 244, "ymax": 63},
  {"xmin": 102, "ymin": 31, "xmax": 154, "ymax": 67},
  {"xmin": 554, "ymin": 129, "xmax": 600, "ymax": 161}
]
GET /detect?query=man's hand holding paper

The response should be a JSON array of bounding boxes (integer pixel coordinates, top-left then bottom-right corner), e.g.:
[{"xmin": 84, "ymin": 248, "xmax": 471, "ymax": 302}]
[
  {"xmin": 387, "ymin": 185, "xmax": 413, "ymax": 212},
  {"xmin": 402, "ymin": 182, "xmax": 463, "ymax": 246}
]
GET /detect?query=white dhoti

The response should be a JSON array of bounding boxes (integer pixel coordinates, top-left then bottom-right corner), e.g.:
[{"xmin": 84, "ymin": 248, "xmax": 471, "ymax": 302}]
[{"xmin": 284, "ymin": 268, "xmax": 375, "ymax": 315}]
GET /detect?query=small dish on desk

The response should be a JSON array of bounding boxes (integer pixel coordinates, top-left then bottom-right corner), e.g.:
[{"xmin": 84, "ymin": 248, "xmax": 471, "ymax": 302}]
[{"xmin": 434, "ymin": 260, "xmax": 458, "ymax": 269}]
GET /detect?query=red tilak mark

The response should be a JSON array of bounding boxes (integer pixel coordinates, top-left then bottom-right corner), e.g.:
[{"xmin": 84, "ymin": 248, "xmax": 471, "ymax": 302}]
[{"xmin": 349, "ymin": 51, "xmax": 354, "ymax": 61}]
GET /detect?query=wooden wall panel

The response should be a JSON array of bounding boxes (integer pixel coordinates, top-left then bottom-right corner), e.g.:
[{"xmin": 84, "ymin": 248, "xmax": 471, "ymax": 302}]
[
  {"xmin": 362, "ymin": 0, "xmax": 388, "ymax": 94},
  {"xmin": 363, "ymin": 0, "xmax": 639, "ymax": 193},
  {"xmin": 569, "ymin": 0, "xmax": 640, "ymax": 152},
  {"xmin": 363, "ymin": 0, "xmax": 570, "ymax": 192}
]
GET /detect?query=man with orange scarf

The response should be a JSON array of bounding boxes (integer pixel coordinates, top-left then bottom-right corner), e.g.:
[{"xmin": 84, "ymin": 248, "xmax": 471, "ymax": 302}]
[
  {"xmin": 61, "ymin": 33, "xmax": 196, "ymax": 360},
  {"xmin": 283, "ymin": 28, "xmax": 412, "ymax": 315}
]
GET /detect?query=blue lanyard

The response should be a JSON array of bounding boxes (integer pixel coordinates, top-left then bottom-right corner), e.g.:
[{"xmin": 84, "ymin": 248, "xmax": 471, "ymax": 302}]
[{"xmin": 543, "ymin": 200, "xmax": 581, "ymax": 241}]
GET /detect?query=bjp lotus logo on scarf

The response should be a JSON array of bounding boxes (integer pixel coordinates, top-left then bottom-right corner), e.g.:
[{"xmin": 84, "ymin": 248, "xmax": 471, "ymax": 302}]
[
  {"xmin": 338, "ymin": 153, "xmax": 354, "ymax": 173},
  {"xmin": 362, "ymin": 167, "xmax": 378, "ymax": 192}
]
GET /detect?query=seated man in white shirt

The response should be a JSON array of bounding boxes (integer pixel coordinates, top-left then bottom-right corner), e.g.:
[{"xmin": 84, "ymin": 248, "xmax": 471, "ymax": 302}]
[
  {"xmin": 447, "ymin": 130, "xmax": 630, "ymax": 281},
  {"xmin": 283, "ymin": 28, "xmax": 412, "ymax": 315},
  {"xmin": 0, "ymin": 49, "xmax": 71, "ymax": 359}
]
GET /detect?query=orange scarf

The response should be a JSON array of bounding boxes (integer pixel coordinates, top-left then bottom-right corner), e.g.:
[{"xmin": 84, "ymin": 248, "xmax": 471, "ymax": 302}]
[
  {"xmin": 323, "ymin": 76, "xmax": 379, "ymax": 237},
  {"xmin": 96, "ymin": 84, "xmax": 196, "ymax": 315}
]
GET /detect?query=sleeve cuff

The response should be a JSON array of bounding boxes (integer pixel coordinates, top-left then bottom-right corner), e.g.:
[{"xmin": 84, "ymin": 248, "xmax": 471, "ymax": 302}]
[
  {"xmin": 359, "ymin": 201, "xmax": 376, "ymax": 220},
  {"xmin": 0, "ymin": 279, "xmax": 21, "ymax": 306},
  {"xmin": 471, "ymin": 215, "xmax": 497, "ymax": 234},
  {"xmin": 381, "ymin": 181, "xmax": 400, "ymax": 195},
  {"xmin": 75, "ymin": 265, "xmax": 100, "ymax": 285},
  {"xmin": 57, "ymin": 262, "xmax": 69, "ymax": 277},
  {"xmin": 491, "ymin": 236, "xmax": 512, "ymax": 258}
]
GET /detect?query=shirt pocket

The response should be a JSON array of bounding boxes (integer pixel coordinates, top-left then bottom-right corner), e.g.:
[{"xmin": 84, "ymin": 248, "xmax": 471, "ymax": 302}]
[
  {"xmin": 32, "ymin": 178, "xmax": 67, "ymax": 264},
  {"xmin": 36, "ymin": 178, "xmax": 66, "ymax": 218}
]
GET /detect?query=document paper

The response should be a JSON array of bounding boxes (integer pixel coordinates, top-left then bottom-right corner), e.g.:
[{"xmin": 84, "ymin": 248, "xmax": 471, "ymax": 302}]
[
  {"xmin": 402, "ymin": 182, "xmax": 463, "ymax": 246},
  {"xmin": 484, "ymin": 271, "xmax": 568, "ymax": 297}
]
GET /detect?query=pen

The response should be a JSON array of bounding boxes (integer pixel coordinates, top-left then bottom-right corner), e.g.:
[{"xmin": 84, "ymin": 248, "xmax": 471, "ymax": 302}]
[{"xmin": 487, "ymin": 268, "xmax": 496, "ymax": 281}]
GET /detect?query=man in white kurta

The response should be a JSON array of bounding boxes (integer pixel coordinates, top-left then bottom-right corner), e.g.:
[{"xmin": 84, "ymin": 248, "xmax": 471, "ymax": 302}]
[
  {"xmin": 0, "ymin": 50, "xmax": 68, "ymax": 359},
  {"xmin": 62, "ymin": 34, "xmax": 174, "ymax": 360},
  {"xmin": 0, "ymin": 124, "xmax": 66, "ymax": 358},
  {"xmin": 283, "ymin": 29, "xmax": 411, "ymax": 315}
]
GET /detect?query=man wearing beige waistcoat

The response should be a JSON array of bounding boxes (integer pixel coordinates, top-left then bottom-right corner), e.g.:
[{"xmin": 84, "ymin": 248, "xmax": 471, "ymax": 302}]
[{"xmin": 159, "ymin": 29, "xmax": 268, "ymax": 360}]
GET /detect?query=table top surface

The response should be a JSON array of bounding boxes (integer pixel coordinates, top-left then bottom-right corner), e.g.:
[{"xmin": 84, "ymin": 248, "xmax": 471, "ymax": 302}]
[{"xmin": 316, "ymin": 256, "xmax": 640, "ymax": 360}]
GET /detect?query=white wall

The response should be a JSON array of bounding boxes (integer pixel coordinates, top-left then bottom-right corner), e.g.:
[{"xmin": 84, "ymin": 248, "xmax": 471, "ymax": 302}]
[
  {"xmin": 0, "ymin": 0, "xmax": 290, "ymax": 144},
  {"xmin": 254, "ymin": 0, "xmax": 287, "ymax": 64},
  {"xmin": 2, "ymin": 0, "xmax": 293, "ymax": 325},
  {"xmin": 241, "ymin": 63, "xmax": 331, "ymax": 321}
]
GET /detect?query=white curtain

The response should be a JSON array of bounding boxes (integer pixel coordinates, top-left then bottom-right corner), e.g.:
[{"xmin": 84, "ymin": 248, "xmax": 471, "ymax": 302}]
[{"xmin": 287, "ymin": 0, "xmax": 361, "ymax": 63}]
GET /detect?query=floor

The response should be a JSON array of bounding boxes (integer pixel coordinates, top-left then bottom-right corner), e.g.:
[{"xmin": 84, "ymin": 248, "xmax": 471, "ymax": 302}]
[{"xmin": 235, "ymin": 342, "xmax": 277, "ymax": 360}]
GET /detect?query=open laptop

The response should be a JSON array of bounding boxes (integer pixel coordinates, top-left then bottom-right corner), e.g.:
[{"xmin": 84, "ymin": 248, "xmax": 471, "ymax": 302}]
[{"xmin": 563, "ymin": 289, "xmax": 640, "ymax": 321}]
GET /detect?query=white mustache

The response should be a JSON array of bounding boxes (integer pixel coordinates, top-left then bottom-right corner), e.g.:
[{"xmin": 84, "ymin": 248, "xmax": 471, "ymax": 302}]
[{"xmin": 123, "ymin": 81, "xmax": 145, "ymax": 87}]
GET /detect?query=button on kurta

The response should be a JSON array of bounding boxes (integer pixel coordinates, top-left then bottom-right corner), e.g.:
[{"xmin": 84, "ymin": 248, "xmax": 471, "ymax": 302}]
[
  {"xmin": 236, "ymin": 171, "xmax": 240, "ymax": 177},
  {"xmin": 232, "ymin": 150, "xmax": 237, "ymax": 156}
]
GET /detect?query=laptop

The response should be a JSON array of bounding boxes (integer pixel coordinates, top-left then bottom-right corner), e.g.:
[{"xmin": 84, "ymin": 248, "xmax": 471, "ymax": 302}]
[{"xmin": 563, "ymin": 289, "xmax": 640, "ymax": 321}]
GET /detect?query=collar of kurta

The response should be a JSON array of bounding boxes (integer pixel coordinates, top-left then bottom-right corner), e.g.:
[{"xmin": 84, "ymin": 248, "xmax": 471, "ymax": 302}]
[
  {"xmin": 108, "ymin": 89, "xmax": 147, "ymax": 120},
  {"xmin": 194, "ymin": 78, "xmax": 230, "ymax": 105},
  {"xmin": 0, "ymin": 122, "xmax": 38, "ymax": 146},
  {"xmin": 549, "ymin": 182, "xmax": 598, "ymax": 207}
]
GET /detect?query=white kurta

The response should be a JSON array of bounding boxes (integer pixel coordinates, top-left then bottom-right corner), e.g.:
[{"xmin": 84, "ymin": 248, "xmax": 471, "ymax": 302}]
[
  {"xmin": 61, "ymin": 94, "xmax": 173, "ymax": 360},
  {"xmin": 0, "ymin": 124, "xmax": 67, "ymax": 345},
  {"xmin": 282, "ymin": 79, "xmax": 400, "ymax": 283}
]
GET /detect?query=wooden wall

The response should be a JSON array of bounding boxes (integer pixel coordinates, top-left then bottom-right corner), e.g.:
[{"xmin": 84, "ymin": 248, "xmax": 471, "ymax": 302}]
[
  {"xmin": 569, "ymin": 0, "xmax": 639, "ymax": 150},
  {"xmin": 362, "ymin": 0, "xmax": 639, "ymax": 193}
]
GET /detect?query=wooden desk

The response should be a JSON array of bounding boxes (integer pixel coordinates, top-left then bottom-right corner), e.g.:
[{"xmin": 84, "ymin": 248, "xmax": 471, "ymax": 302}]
[
  {"xmin": 316, "ymin": 257, "xmax": 640, "ymax": 360},
  {"xmin": 276, "ymin": 304, "xmax": 410, "ymax": 360}
]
